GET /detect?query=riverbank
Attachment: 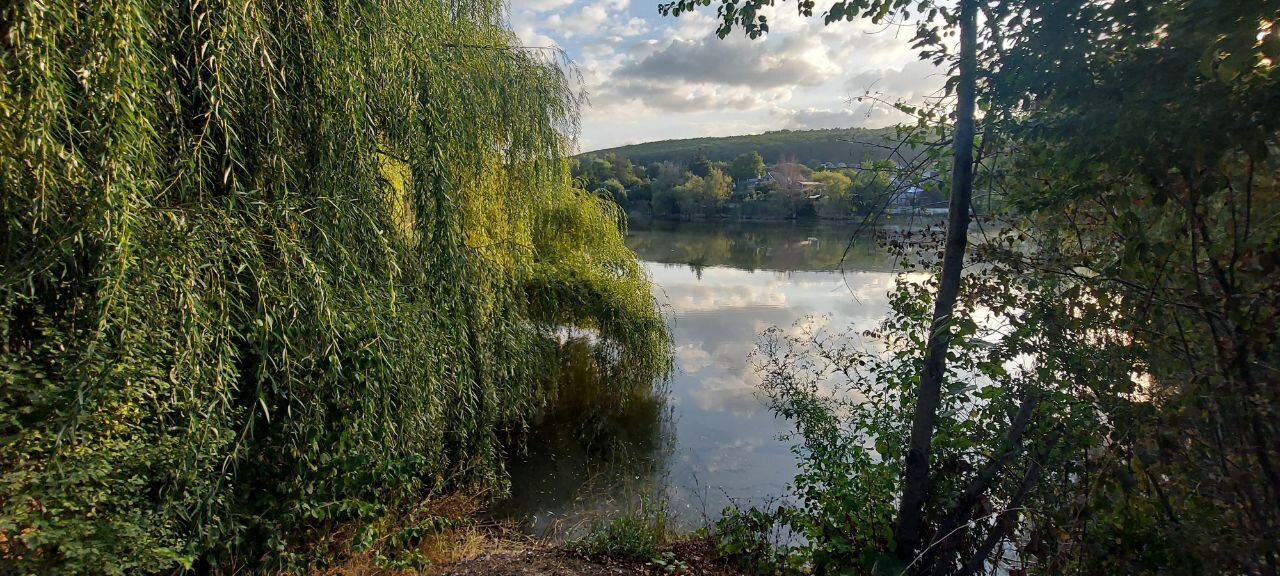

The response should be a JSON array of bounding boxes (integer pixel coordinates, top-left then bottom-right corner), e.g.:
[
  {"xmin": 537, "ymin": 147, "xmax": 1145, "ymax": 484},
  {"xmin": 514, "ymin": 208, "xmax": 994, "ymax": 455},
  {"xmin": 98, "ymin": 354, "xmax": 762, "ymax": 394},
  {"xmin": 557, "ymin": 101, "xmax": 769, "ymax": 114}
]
[
  {"xmin": 301, "ymin": 490, "xmax": 746, "ymax": 576},
  {"xmin": 424, "ymin": 537, "xmax": 740, "ymax": 576},
  {"xmin": 624, "ymin": 210, "xmax": 993, "ymax": 227},
  {"xmin": 316, "ymin": 522, "xmax": 743, "ymax": 576}
]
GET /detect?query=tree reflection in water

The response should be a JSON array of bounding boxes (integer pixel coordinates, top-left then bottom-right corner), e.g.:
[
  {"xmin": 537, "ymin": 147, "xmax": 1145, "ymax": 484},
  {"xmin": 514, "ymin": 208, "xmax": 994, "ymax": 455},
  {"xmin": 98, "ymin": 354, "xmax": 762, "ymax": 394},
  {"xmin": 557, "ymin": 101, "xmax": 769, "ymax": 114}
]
[
  {"xmin": 497, "ymin": 337, "xmax": 675, "ymax": 539},
  {"xmin": 499, "ymin": 221, "xmax": 902, "ymax": 538}
]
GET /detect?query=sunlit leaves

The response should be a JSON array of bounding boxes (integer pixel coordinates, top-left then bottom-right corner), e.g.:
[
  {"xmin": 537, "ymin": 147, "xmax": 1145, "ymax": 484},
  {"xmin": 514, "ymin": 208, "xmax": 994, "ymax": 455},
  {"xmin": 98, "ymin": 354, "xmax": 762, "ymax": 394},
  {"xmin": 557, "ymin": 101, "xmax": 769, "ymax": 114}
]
[{"xmin": 658, "ymin": 0, "xmax": 936, "ymax": 39}]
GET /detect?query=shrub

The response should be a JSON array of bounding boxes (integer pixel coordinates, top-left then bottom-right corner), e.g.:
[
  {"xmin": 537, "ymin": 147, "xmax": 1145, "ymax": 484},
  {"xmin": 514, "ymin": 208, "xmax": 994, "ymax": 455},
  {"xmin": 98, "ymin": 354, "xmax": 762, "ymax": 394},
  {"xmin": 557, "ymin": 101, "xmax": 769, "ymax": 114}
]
[{"xmin": 572, "ymin": 497, "xmax": 672, "ymax": 560}]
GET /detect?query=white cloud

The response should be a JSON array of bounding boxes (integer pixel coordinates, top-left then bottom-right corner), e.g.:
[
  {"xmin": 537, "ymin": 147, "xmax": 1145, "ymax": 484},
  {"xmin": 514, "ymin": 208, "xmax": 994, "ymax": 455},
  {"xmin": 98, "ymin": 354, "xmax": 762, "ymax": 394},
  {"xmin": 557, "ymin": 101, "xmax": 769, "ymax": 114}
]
[
  {"xmin": 659, "ymin": 282, "xmax": 787, "ymax": 313},
  {"xmin": 547, "ymin": 4, "xmax": 609, "ymax": 37},
  {"xmin": 615, "ymin": 32, "xmax": 838, "ymax": 89},
  {"xmin": 675, "ymin": 343, "xmax": 714, "ymax": 374},
  {"xmin": 512, "ymin": 0, "xmax": 576, "ymax": 13},
  {"xmin": 608, "ymin": 16, "xmax": 649, "ymax": 38},
  {"xmin": 690, "ymin": 374, "xmax": 764, "ymax": 415},
  {"xmin": 515, "ymin": 1, "xmax": 936, "ymax": 148},
  {"xmin": 512, "ymin": 24, "xmax": 560, "ymax": 49},
  {"xmin": 845, "ymin": 58, "xmax": 947, "ymax": 102}
]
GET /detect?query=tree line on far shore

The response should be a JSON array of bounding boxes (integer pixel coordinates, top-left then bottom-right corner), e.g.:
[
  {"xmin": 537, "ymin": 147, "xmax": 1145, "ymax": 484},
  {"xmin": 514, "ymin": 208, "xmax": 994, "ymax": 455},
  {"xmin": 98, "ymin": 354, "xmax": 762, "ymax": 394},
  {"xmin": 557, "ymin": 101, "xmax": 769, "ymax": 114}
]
[{"xmin": 572, "ymin": 149, "xmax": 949, "ymax": 221}]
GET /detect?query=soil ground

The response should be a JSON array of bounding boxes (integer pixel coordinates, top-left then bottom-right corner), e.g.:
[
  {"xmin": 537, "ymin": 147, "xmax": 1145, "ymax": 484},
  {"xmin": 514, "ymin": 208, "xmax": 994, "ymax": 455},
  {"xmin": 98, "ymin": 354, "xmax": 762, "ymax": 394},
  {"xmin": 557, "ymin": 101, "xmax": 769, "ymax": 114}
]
[{"xmin": 426, "ymin": 538, "xmax": 743, "ymax": 576}]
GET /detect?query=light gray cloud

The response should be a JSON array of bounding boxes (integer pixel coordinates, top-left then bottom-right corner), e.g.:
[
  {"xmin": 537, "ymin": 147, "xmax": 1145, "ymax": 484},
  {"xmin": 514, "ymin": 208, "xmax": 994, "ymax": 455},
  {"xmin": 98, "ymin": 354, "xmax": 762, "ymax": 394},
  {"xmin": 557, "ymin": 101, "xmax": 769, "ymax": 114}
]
[
  {"xmin": 690, "ymin": 374, "xmax": 765, "ymax": 415},
  {"xmin": 778, "ymin": 102, "xmax": 923, "ymax": 129},
  {"xmin": 518, "ymin": 1, "xmax": 936, "ymax": 148},
  {"xmin": 614, "ymin": 33, "xmax": 835, "ymax": 89},
  {"xmin": 565, "ymin": 12, "xmax": 865, "ymax": 116},
  {"xmin": 779, "ymin": 106, "xmax": 869, "ymax": 129},
  {"xmin": 586, "ymin": 30, "xmax": 842, "ymax": 115},
  {"xmin": 591, "ymin": 81, "xmax": 790, "ymax": 114},
  {"xmin": 845, "ymin": 58, "xmax": 947, "ymax": 102}
]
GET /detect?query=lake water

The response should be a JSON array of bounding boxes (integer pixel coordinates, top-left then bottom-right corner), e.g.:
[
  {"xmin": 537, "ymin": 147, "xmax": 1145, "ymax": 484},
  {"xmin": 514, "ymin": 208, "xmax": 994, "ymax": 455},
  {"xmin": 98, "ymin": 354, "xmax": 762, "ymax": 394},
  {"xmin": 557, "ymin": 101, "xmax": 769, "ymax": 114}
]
[{"xmin": 496, "ymin": 221, "xmax": 901, "ymax": 537}]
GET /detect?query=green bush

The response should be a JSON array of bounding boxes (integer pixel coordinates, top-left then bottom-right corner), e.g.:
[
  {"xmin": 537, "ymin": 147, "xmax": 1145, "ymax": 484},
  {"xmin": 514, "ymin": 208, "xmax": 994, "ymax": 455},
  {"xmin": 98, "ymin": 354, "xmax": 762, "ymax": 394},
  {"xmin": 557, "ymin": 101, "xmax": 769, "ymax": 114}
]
[
  {"xmin": 572, "ymin": 497, "xmax": 672, "ymax": 560},
  {"xmin": 713, "ymin": 506, "xmax": 796, "ymax": 575}
]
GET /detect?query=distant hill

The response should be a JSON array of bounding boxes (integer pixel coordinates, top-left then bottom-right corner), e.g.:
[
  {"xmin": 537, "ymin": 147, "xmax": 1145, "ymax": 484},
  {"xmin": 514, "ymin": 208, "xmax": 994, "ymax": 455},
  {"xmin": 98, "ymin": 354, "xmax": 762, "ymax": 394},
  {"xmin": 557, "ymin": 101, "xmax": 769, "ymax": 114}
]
[{"xmin": 578, "ymin": 127, "xmax": 900, "ymax": 167}]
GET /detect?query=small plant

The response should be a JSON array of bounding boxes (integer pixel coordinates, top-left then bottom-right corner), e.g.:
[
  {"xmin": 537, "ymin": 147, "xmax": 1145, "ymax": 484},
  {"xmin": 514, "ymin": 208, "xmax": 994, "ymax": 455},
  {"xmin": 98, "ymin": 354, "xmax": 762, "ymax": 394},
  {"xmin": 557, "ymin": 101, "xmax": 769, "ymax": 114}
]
[
  {"xmin": 650, "ymin": 550, "xmax": 689, "ymax": 573},
  {"xmin": 713, "ymin": 506, "xmax": 795, "ymax": 575},
  {"xmin": 571, "ymin": 496, "xmax": 672, "ymax": 560}
]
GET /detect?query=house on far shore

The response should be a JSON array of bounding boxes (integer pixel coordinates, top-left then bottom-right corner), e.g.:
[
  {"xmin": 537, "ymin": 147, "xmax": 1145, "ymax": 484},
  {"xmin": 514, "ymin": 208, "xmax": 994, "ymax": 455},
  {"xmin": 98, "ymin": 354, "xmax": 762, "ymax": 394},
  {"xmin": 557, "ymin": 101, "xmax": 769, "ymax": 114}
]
[
  {"xmin": 890, "ymin": 186, "xmax": 925, "ymax": 211},
  {"xmin": 769, "ymin": 170, "xmax": 825, "ymax": 194}
]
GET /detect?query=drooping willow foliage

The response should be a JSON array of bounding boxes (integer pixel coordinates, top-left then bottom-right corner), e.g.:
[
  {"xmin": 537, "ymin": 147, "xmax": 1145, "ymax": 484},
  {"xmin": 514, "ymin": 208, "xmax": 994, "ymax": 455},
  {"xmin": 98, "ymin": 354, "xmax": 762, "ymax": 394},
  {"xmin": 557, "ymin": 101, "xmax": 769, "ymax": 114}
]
[{"xmin": 0, "ymin": 0, "xmax": 668, "ymax": 573}]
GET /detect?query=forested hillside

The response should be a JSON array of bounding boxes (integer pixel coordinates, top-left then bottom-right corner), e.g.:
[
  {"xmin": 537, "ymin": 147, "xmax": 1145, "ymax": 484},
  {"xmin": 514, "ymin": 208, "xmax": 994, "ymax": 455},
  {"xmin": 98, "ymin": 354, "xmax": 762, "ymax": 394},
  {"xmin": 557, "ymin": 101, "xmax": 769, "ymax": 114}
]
[
  {"xmin": 0, "ymin": 1, "xmax": 666, "ymax": 573},
  {"xmin": 580, "ymin": 127, "xmax": 899, "ymax": 166}
]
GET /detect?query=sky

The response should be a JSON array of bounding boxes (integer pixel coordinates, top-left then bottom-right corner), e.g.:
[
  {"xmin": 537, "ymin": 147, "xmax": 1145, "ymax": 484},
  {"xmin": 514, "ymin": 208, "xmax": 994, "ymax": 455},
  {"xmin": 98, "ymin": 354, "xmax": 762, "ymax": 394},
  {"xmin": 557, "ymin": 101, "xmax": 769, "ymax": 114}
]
[{"xmin": 507, "ymin": 0, "xmax": 947, "ymax": 152}]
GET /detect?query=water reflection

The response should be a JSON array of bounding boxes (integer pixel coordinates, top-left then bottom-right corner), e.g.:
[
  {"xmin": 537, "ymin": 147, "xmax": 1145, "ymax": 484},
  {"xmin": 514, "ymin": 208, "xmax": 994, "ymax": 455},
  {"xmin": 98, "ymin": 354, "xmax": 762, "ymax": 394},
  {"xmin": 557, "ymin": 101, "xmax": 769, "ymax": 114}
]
[
  {"xmin": 626, "ymin": 220, "xmax": 895, "ymax": 273},
  {"xmin": 499, "ymin": 221, "xmax": 899, "ymax": 535},
  {"xmin": 496, "ymin": 337, "xmax": 675, "ymax": 537}
]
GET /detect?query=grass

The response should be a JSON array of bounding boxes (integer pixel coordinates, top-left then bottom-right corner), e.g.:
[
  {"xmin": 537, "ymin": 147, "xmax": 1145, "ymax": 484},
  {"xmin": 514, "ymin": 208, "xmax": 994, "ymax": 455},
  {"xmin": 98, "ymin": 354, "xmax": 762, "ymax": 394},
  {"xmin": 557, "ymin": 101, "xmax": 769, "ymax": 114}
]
[
  {"xmin": 570, "ymin": 496, "xmax": 674, "ymax": 561},
  {"xmin": 294, "ymin": 491, "xmax": 535, "ymax": 575}
]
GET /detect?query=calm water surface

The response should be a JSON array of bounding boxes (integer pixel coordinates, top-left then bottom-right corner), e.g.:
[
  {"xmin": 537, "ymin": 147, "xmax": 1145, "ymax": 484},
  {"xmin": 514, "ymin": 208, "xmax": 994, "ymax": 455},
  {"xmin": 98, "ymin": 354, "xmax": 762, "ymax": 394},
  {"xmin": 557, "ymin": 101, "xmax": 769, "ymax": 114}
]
[{"xmin": 497, "ymin": 221, "xmax": 900, "ymax": 536}]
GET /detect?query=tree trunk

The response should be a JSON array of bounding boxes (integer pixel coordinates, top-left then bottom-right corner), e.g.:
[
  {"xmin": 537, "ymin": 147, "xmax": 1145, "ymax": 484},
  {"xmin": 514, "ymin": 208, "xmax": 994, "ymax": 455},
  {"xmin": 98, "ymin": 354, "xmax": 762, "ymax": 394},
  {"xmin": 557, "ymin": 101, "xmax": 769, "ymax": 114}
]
[{"xmin": 893, "ymin": 0, "xmax": 980, "ymax": 565}]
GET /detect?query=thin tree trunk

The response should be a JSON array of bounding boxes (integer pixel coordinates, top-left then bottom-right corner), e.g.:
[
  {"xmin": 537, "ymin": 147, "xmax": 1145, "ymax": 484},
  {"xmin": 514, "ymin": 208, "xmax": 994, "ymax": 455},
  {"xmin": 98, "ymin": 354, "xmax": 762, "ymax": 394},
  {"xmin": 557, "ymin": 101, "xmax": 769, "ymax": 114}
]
[
  {"xmin": 893, "ymin": 0, "xmax": 980, "ymax": 564},
  {"xmin": 960, "ymin": 430, "xmax": 1062, "ymax": 576},
  {"xmin": 927, "ymin": 394, "xmax": 1040, "ymax": 573}
]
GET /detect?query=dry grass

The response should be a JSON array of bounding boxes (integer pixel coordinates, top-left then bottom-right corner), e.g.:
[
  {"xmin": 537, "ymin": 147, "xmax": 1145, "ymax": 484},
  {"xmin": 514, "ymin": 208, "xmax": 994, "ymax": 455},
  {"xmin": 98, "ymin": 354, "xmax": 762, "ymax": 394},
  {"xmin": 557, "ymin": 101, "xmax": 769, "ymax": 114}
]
[{"xmin": 289, "ymin": 492, "xmax": 539, "ymax": 576}]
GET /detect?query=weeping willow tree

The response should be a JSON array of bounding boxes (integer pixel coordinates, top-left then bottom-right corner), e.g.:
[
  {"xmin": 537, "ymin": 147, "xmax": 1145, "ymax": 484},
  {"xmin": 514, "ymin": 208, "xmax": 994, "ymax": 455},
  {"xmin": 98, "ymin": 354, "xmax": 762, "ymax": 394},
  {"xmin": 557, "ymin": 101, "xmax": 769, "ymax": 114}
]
[{"xmin": 0, "ymin": 0, "xmax": 668, "ymax": 573}]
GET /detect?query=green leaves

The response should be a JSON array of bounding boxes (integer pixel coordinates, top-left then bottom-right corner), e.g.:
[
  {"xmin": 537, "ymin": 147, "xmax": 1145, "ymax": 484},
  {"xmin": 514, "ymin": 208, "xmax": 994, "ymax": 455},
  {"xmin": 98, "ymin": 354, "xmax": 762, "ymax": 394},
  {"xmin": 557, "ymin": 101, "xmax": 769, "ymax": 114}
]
[
  {"xmin": 1, "ymin": 0, "xmax": 667, "ymax": 573},
  {"xmin": 1261, "ymin": 33, "xmax": 1280, "ymax": 62}
]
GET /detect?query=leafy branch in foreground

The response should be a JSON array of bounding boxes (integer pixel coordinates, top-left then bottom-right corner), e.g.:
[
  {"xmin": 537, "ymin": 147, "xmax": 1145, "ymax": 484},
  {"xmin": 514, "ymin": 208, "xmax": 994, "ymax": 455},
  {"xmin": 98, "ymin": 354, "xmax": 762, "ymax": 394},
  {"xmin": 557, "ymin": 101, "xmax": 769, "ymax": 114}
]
[{"xmin": 668, "ymin": 0, "xmax": 1279, "ymax": 573}]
